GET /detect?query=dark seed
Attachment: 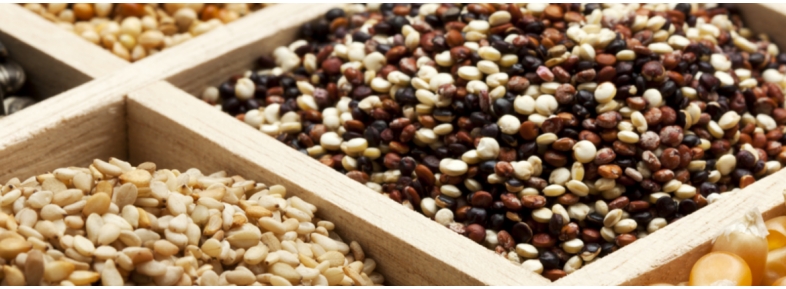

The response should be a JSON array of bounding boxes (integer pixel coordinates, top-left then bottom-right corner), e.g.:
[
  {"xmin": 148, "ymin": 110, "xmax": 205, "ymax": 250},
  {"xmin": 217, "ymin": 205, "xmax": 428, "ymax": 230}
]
[
  {"xmin": 656, "ymin": 196, "xmax": 677, "ymax": 218},
  {"xmin": 511, "ymin": 222, "xmax": 533, "ymax": 243}
]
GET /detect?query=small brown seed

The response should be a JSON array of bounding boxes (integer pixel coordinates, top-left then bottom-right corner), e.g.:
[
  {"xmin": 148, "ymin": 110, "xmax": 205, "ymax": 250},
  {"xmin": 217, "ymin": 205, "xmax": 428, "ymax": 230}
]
[
  {"xmin": 445, "ymin": 30, "xmax": 463, "ymax": 47},
  {"xmin": 592, "ymin": 149, "xmax": 615, "ymax": 166},
  {"xmin": 532, "ymin": 233, "xmax": 556, "ymax": 248},
  {"xmin": 598, "ymin": 164, "xmax": 622, "ymax": 179},
  {"xmin": 660, "ymin": 148, "xmax": 681, "ymax": 170},
  {"xmin": 659, "ymin": 125, "xmax": 684, "ymax": 147},
  {"xmin": 581, "ymin": 228, "xmax": 601, "ymax": 243},
  {"xmin": 543, "ymin": 269, "xmax": 567, "ymax": 281},
  {"xmin": 519, "ymin": 121, "xmax": 539, "ymax": 140},
  {"xmin": 559, "ymin": 223, "xmax": 579, "ymax": 241},
  {"xmin": 24, "ymin": 249, "xmax": 44, "ymax": 285},
  {"xmin": 521, "ymin": 195, "xmax": 547, "ymax": 209},
  {"xmin": 615, "ymin": 233, "xmax": 637, "ymax": 247},
  {"xmin": 641, "ymin": 61, "xmax": 665, "ymax": 81},
  {"xmin": 556, "ymin": 193, "xmax": 580, "ymax": 206},
  {"xmin": 543, "ymin": 4, "xmax": 563, "ymax": 20},
  {"xmin": 500, "ymin": 193, "xmax": 522, "ymax": 210},
  {"xmin": 642, "ymin": 151, "xmax": 661, "ymax": 171},
  {"xmin": 415, "ymin": 164, "xmax": 436, "ymax": 187},
  {"xmin": 596, "ymin": 112, "xmax": 621, "ymax": 129},
  {"xmin": 470, "ymin": 191, "xmax": 493, "ymax": 208},
  {"xmin": 607, "ymin": 197, "xmax": 630, "ymax": 210},
  {"xmin": 653, "ymin": 169, "xmax": 675, "ymax": 183},
  {"xmin": 466, "ymin": 224, "xmax": 486, "ymax": 243},
  {"xmin": 627, "ymin": 200, "xmax": 650, "ymax": 212},
  {"xmin": 497, "ymin": 230, "xmax": 515, "ymax": 250}
]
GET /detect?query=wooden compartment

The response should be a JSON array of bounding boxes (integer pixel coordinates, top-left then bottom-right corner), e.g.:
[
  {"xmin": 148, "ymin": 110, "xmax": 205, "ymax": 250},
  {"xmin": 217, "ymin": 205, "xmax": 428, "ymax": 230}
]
[
  {"xmin": 1, "ymin": 2, "xmax": 786, "ymax": 286},
  {"xmin": 0, "ymin": 3, "xmax": 321, "ymax": 189},
  {"xmin": 0, "ymin": 3, "xmax": 128, "ymax": 180}
]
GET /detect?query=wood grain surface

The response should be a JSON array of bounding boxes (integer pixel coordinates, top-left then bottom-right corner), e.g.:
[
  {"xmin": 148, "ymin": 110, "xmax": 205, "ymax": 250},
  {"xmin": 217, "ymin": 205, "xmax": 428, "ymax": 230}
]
[{"xmin": 0, "ymin": 2, "xmax": 785, "ymax": 286}]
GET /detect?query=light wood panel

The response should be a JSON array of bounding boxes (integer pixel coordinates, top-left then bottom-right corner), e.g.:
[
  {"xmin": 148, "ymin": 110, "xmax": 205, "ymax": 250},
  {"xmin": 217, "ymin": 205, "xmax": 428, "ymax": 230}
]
[
  {"xmin": 0, "ymin": 93, "xmax": 127, "ymax": 183},
  {"xmin": 0, "ymin": 2, "xmax": 785, "ymax": 286}
]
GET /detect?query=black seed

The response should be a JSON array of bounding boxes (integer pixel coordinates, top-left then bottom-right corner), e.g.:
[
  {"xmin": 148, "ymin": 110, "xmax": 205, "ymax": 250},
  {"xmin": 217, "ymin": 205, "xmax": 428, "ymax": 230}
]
[
  {"xmin": 656, "ymin": 196, "xmax": 677, "ymax": 218},
  {"xmin": 540, "ymin": 251, "xmax": 560, "ymax": 270},
  {"xmin": 549, "ymin": 214, "xmax": 564, "ymax": 236},
  {"xmin": 325, "ymin": 8, "xmax": 345, "ymax": 21},
  {"xmin": 511, "ymin": 222, "xmax": 533, "ymax": 243},
  {"xmin": 678, "ymin": 199, "xmax": 698, "ymax": 215}
]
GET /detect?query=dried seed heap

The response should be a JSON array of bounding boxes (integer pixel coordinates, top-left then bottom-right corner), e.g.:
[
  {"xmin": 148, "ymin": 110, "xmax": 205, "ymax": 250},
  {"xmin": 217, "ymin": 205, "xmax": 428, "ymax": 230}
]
[
  {"xmin": 0, "ymin": 40, "xmax": 34, "ymax": 116},
  {"xmin": 23, "ymin": 3, "xmax": 269, "ymax": 62},
  {"xmin": 0, "ymin": 158, "xmax": 384, "ymax": 286},
  {"xmin": 201, "ymin": 3, "xmax": 786, "ymax": 280}
]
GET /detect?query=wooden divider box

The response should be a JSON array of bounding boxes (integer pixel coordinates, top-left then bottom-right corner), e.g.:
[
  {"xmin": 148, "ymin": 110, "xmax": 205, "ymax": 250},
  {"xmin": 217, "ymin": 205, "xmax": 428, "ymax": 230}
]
[{"xmin": 1, "ymin": 3, "xmax": 785, "ymax": 286}]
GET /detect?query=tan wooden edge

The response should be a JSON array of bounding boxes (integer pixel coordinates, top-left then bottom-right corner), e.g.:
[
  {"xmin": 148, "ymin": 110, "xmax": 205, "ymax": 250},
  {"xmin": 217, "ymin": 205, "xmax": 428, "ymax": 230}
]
[{"xmin": 126, "ymin": 80, "xmax": 552, "ymax": 286}]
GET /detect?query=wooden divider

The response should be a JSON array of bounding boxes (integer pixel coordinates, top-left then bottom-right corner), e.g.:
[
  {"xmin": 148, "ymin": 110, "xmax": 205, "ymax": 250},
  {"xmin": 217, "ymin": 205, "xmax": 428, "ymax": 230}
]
[
  {"xmin": 1, "ymin": 2, "xmax": 786, "ymax": 286},
  {"xmin": 0, "ymin": 3, "xmax": 334, "ymax": 182},
  {"xmin": 0, "ymin": 4, "xmax": 129, "ymax": 181}
]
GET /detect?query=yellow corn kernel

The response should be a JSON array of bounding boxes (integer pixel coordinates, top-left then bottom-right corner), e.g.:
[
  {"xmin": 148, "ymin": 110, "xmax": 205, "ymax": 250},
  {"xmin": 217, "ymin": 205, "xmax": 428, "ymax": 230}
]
[
  {"xmin": 711, "ymin": 210, "xmax": 768, "ymax": 285},
  {"xmin": 766, "ymin": 216, "xmax": 786, "ymax": 251},
  {"xmin": 689, "ymin": 251, "xmax": 752, "ymax": 286},
  {"xmin": 763, "ymin": 246, "xmax": 786, "ymax": 285}
]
